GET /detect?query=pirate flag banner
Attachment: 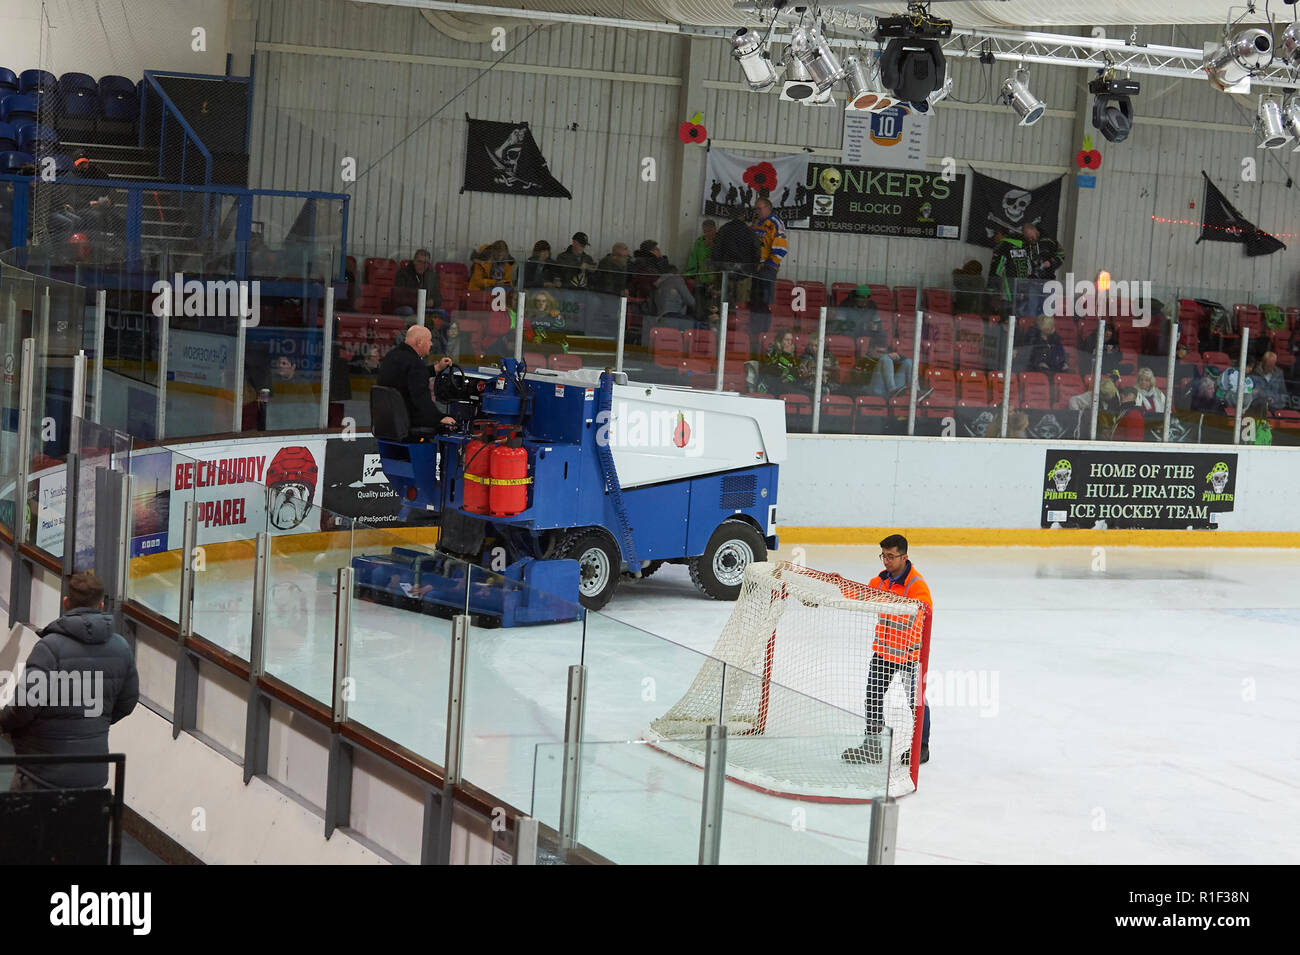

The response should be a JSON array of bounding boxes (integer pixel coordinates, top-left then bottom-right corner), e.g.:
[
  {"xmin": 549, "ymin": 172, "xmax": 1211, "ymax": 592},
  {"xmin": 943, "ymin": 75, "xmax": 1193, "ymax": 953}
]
[
  {"xmin": 966, "ymin": 169, "xmax": 1064, "ymax": 248},
  {"xmin": 1040, "ymin": 448, "xmax": 1237, "ymax": 530},
  {"xmin": 1197, "ymin": 171, "xmax": 1286, "ymax": 257},
  {"xmin": 797, "ymin": 160, "xmax": 964, "ymax": 239},
  {"xmin": 462, "ymin": 116, "xmax": 572, "ymax": 198},
  {"xmin": 703, "ymin": 148, "xmax": 811, "ymax": 224}
]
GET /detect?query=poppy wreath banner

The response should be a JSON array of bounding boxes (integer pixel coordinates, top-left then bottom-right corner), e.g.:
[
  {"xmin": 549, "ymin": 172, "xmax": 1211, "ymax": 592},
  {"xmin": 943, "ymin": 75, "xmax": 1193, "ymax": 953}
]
[{"xmin": 702, "ymin": 148, "xmax": 811, "ymax": 225}]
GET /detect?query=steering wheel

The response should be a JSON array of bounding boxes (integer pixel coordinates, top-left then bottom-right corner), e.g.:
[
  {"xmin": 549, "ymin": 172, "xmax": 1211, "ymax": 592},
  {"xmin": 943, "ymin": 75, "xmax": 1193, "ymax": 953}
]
[{"xmin": 433, "ymin": 362, "xmax": 469, "ymax": 403}]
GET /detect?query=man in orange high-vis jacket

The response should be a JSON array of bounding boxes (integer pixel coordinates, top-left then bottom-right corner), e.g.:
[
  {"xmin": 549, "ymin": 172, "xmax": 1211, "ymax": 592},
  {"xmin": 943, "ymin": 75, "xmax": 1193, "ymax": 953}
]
[{"xmin": 842, "ymin": 533, "xmax": 933, "ymax": 766}]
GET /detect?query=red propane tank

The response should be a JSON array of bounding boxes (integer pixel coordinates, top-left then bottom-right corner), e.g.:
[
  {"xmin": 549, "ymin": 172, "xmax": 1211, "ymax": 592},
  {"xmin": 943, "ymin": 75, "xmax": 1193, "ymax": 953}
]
[
  {"xmin": 488, "ymin": 439, "xmax": 529, "ymax": 517},
  {"xmin": 462, "ymin": 429, "xmax": 495, "ymax": 514}
]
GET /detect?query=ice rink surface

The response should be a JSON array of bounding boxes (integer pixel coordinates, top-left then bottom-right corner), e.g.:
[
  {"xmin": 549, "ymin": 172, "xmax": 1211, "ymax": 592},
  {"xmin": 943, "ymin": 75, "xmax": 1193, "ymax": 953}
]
[{"xmin": 132, "ymin": 543, "xmax": 1300, "ymax": 864}]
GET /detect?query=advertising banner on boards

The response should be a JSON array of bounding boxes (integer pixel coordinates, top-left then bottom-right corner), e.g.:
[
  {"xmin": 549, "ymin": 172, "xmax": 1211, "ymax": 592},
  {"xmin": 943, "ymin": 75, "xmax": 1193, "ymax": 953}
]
[{"xmin": 1041, "ymin": 449, "xmax": 1238, "ymax": 529}]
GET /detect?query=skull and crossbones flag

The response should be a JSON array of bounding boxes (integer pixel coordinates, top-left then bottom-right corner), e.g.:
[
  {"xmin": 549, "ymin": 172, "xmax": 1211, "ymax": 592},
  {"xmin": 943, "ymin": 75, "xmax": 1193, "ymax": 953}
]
[
  {"xmin": 1196, "ymin": 171, "xmax": 1285, "ymax": 256},
  {"xmin": 965, "ymin": 169, "xmax": 1063, "ymax": 248},
  {"xmin": 462, "ymin": 116, "xmax": 572, "ymax": 198}
]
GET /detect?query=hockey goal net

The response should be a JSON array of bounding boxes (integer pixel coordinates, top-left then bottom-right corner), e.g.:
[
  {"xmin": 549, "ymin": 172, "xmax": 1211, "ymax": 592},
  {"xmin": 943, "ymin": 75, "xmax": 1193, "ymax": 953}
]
[{"xmin": 648, "ymin": 561, "xmax": 929, "ymax": 800}]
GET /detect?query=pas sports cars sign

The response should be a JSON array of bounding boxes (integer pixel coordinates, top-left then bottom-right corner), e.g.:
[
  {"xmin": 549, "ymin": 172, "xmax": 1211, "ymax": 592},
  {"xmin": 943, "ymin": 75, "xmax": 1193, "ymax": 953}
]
[{"xmin": 1040, "ymin": 449, "xmax": 1238, "ymax": 529}]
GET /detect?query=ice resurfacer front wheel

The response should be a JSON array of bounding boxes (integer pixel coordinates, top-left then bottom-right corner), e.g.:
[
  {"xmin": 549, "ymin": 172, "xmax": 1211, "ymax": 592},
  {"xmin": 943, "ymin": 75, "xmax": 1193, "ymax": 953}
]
[
  {"xmin": 689, "ymin": 520, "xmax": 767, "ymax": 601},
  {"xmin": 557, "ymin": 528, "xmax": 621, "ymax": 611}
]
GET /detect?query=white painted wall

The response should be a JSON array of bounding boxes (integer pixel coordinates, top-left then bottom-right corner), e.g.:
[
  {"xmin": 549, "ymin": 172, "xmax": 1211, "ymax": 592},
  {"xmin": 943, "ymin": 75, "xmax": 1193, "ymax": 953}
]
[
  {"xmin": 1, "ymin": 0, "xmax": 233, "ymax": 82},
  {"xmin": 779, "ymin": 433, "xmax": 1299, "ymax": 531}
]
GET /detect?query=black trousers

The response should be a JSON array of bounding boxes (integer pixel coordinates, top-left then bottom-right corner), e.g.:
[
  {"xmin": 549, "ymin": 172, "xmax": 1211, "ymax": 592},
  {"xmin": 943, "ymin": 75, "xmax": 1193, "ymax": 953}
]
[{"xmin": 864, "ymin": 655, "xmax": 929, "ymax": 745}]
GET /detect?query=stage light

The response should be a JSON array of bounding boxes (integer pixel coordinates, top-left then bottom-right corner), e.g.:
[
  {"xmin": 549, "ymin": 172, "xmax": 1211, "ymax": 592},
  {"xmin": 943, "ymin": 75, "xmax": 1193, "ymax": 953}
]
[
  {"xmin": 1204, "ymin": 27, "xmax": 1273, "ymax": 92},
  {"xmin": 1255, "ymin": 96, "xmax": 1292, "ymax": 149},
  {"xmin": 732, "ymin": 28, "xmax": 777, "ymax": 92},
  {"xmin": 781, "ymin": 55, "xmax": 817, "ymax": 103},
  {"xmin": 1281, "ymin": 21, "xmax": 1300, "ymax": 68},
  {"xmin": 873, "ymin": 8, "xmax": 951, "ymax": 103},
  {"xmin": 1000, "ymin": 68, "xmax": 1045, "ymax": 126},
  {"xmin": 790, "ymin": 22, "xmax": 845, "ymax": 94},
  {"xmin": 1089, "ymin": 76, "xmax": 1139, "ymax": 144},
  {"xmin": 843, "ymin": 56, "xmax": 900, "ymax": 112},
  {"xmin": 1282, "ymin": 93, "xmax": 1300, "ymax": 150}
]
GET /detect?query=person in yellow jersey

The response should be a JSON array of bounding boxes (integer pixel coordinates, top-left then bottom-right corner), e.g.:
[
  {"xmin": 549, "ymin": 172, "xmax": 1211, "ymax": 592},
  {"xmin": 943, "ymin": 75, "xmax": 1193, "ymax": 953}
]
[{"xmin": 843, "ymin": 534, "xmax": 933, "ymax": 766}]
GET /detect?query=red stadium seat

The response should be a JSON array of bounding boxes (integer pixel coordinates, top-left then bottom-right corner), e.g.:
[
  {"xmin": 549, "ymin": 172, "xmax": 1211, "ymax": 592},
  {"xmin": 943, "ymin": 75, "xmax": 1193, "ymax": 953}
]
[
  {"xmin": 1051, "ymin": 373, "xmax": 1086, "ymax": 406},
  {"xmin": 780, "ymin": 393, "xmax": 812, "ymax": 429},
  {"xmin": 548, "ymin": 353, "xmax": 582, "ymax": 372},
  {"xmin": 651, "ymin": 327, "xmax": 684, "ymax": 368},
  {"xmin": 1202, "ymin": 351, "xmax": 1231, "ymax": 367},
  {"xmin": 1019, "ymin": 372, "xmax": 1052, "ymax": 408},
  {"xmin": 853, "ymin": 395, "xmax": 887, "ymax": 432},
  {"xmin": 820, "ymin": 394, "xmax": 854, "ymax": 432},
  {"xmin": 364, "ymin": 257, "xmax": 399, "ymax": 287},
  {"xmin": 923, "ymin": 287, "xmax": 953, "ymax": 315}
]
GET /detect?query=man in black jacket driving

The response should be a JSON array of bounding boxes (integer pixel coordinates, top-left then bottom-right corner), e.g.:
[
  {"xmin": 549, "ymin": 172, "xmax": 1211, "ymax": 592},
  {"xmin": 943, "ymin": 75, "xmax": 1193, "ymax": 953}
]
[{"xmin": 377, "ymin": 325, "xmax": 457, "ymax": 431}]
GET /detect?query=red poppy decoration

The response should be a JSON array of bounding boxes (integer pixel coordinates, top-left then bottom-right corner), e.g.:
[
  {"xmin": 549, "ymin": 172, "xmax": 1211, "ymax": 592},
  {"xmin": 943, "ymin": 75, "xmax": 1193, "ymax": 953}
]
[
  {"xmin": 743, "ymin": 161, "xmax": 779, "ymax": 193},
  {"xmin": 678, "ymin": 111, "xmax": 707, "ymax": 145},
  {"xmin": 1075, "ymin": 135, "xmax": 1102, "ymax": 170},
  {"xmin": 679, "ymin": 121, "xmax": 707, "ymax": 144}
]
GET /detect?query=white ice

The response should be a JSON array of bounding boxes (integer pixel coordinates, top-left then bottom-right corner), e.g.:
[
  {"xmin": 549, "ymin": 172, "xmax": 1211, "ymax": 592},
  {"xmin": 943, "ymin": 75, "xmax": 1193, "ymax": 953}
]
[{"xmin": 130, "ymin": 543, "xmax": 1300, "ymax": 865}]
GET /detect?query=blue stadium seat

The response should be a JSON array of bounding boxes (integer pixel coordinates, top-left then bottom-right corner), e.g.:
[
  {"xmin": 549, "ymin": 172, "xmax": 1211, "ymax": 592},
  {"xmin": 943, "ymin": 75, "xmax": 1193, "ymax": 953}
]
[
  {"xmin": 0, "ymin": 68, "xmax": 17, "ymax": 98},
  {"xmin": 59, "ymin": 72, "xmax": 97, "ymax": 96},
  {"xmin": 19, "ymin": 69, "xmax": 57, "ymax": 95},
  {"xmin": 97, "ymin": 76, "xmax": 138, "ymax": 142},
  {"xmin": 0, "ymin": 121, "xmax": 16, "ymax": 151},
  {"xmin": 1, "ymin": 93, "xmax": 37, "ymax": 123},
  {"xmin": 0, "ymin": 150, "xmax": 34, "ymax": 173},
  {"xmin": 55, "ymin": 76, "xmax": 99, "ymax": 140},
  {"xmin": 17, "ymin": 122, "xmax": 57, "ymax": 154}
]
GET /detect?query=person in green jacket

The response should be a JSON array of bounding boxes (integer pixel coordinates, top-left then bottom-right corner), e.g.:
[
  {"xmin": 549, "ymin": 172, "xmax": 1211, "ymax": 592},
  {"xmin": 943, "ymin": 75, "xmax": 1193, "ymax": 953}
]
[{"xmin": 684, "ymin": 219, "xmax": 718, "ymax": 314}]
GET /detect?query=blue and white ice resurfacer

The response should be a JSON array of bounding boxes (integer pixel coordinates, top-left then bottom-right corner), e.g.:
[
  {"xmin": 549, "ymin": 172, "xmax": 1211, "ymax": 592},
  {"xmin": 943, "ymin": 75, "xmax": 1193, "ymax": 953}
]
[{"xmin": 351, "ymin": 359, "xmax": 786, "ymax": 626}]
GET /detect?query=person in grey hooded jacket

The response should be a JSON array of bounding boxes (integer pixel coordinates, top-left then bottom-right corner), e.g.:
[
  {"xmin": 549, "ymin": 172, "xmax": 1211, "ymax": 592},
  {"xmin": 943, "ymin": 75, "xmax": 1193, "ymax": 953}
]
[{"xmin": 1, "ymin": 571, "xmax": 139, "ymax": 789}]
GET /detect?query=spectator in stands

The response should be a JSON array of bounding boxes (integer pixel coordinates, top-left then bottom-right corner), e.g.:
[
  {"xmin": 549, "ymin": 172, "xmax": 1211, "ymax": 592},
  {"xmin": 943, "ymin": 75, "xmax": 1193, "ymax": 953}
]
[
  {"xmin": 349, "ymin": 347, "xmax": 382, "ymax": 376},
  {"xmin": 649, "ymin": 266, "xmax": 696, "ymax": 325},
  {"xmin": 850, "ymin": 315, "xmax": 912, "ymax": 399},
  {"xmin": 952, "ymin": 259, "xmax": 987, "ymax": 315},
  {"xmin": 798, "ymin": 339, "xmax": 838, "ymax": 396},
  {"xmin": 1188, "ymin": 373, "xmax": 1223, "ymax": 413},
  {"xmin": 751, "ymin": 197, "xmax": 788, "ymax": 321},
  {"xmin": 83, "ymin": 194, "xmax": 124, "ymax": 243},
  {"xmin": 985, "ymin": 410, "xmax": 1030, "ymax": 438},
  {"xmin": 524, "ymin": 240, "xmax": 559, "ymax": 289},
  {"xmin": 829, "ymin": 284, "xmax": 881, "ymax": 340},
  {"xmin": 1110, "ymin": 385, "xmax": 1146, "ymax": 441},
  {"xmin": 1022, "ymin": 314, "xmax": 1067, "ymax": 374},
  {"xmin": 468, "ymin": 240, "xmax": 516, "ymax": 291},
  {"xmin": 1068, "ymin": 376, "xmax": 1121, "ymax": 416},
  {"xmin": 1082, "ymin": 321, "xmax": 1122, "ymax": 375},
  {"xmin": 1134, "ymin": 366, "xmax": 1166, "ymax": 413},
  {"xmin": 632, "ymin": 239, "xmax": 671, "ymax": 276},
  {"xmin": 0, "ymin": 571, "xmax": 139, "ymax": 792},
  {"xmin": 1172, "ymin": 342, "xmax": 1199, "ymax": 390},
  {"xmin": 377, "ymin": 325, "xmax": 456, "ymax": 430},
  {"xmin": 48, "ymin": 202, "xmax": 83, "ymax": 245},
  {"xmin": 759, "ymin": 331, "xmax": 800, "ymax": 393},
  {"xmin": 553, "ymin": 232, "xmax": 596, "ymax": 289},
  {"xmin": 593, "ymin": 242, "xmax": 630, "ymax": 296},
  {"xmin": 711, "ymin": 211, "xmax": 760, "ymax": 312},
  {"xmin": 437, "ymin": 320, "xmax": 466, "ymax": 364},
  {"xmin": 273, "ymin": 355, "xmax": 300, "ymax": 386},
  {"xmin": 685, "ymin": 219, "xmax": 719, "ymax": 315},
  {"xmin": 1246, "ymin": 398, "xmax": 1273, "ymax": 445},
  {"xmin": 391, "ymin": 248, "xmax": 443, "ymax": 318},
  {"xmin": 1251, "ymin": 351, "xmax": 1287, "ymax": 411},
  {"xmin": 1216, "ymin": 362, "xmax": 1254, "ymax": 409},
  {"xmin": 70, "ymin": 152, "xmax": 109, "ymax": 180}
]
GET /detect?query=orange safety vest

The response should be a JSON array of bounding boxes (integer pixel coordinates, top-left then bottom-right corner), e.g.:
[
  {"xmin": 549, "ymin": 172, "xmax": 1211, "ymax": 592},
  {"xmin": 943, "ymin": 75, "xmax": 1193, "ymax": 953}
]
[{"xmin": 867, "ymin": 563, "xmax": 932, "ymax": 665}]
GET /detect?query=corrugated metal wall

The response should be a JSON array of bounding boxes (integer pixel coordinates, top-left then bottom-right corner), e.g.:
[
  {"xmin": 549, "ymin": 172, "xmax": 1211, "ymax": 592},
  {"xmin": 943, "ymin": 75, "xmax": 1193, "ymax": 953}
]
[
  {"xmin": 246, "ymin": 4, "xmax": 1298, "ymax": 301},
  {"xmin": 248, "ymin": 0, "xmax": 683, "ymax": 266}
]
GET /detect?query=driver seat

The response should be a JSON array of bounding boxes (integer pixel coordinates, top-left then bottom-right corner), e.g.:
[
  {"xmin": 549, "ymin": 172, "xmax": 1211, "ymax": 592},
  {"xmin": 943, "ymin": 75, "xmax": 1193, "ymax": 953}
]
[{"xmin": 369, "ymin": 386, "xmax": 442, "ymax": 442}]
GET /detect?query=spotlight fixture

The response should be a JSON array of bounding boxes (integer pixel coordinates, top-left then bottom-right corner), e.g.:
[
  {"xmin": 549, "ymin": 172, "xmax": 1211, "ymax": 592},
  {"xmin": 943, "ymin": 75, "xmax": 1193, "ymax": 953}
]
[
  {"xmin": 843, "ymin": 56, "xmax": 901, "ymax": 112},
  {"xmin": 874, "ymin": 4, "xmax": 950, "ymax": 103},
  {"xmin": 1089, "ymin": 76, "xmax": 1139, "ymax": 143},
  {"xmin": 1255, "ymin": 96, "xmax": 1292, "ymax": 149},
  {"xmin": 780, "ymin": 55, "xmax": 817, "ymax": 103},
  {"xmin": 1282, "ymin": 92, "xmax": 1300, "ymax": 150},
  {"xmin": 732, "ymin": 27, "xmax": 777, "ymax": 92},
  {"xmin": 1000, "ymin": 68, "xmax": 1045, "ymax": 126},
  {"xmin": 1203, "ymin": 27, "xmax": 1274, "ymax": 92},
  {"xmin": 925, "ymin": 74, "xmax": 953, "ymax": 108},
  {"xmin": 1282, "ymin": 21, "xmax": 1300, "ymax": 69},
  {"xmin": 790, "ymin": 22, "xmax": 845, "ymax": 94}
]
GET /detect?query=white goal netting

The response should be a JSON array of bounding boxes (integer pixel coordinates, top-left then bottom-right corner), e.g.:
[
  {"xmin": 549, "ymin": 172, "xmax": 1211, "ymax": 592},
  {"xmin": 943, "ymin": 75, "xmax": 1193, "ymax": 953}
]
[{"xmin": 648, "ymin": 561, "xmax": 928, "ymax": 799}]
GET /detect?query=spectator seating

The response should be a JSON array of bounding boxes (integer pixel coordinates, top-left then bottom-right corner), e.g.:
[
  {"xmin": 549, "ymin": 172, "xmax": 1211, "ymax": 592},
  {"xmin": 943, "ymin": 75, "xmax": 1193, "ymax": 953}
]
[
  {"xmin": 924, "ymin": 287, "xmax": 953, "ymax": 315},
  {"xmin": 0, "ymin": 68, "xmax": 17, "ymax": 98},
  {"xmin": 651, "ymin": 327, "xmax": 683, "ymax": 369},
  {"xmin": 0, "ymin": 150, "xmax": 32, "ymax": 172},
  {"xmin": 1019, "ymin": 371, "xmax": 1052, "ymax": 408},
  {"xmin": 0, "ymin": 121, "xmax": 16, "ymax": 151},
  {"xmin": 820, "ymin": 394, "xmax": 854, "ymax": 432},
  {"xmin": 97, "ymin": 76, "xmax": 138, "ymax": 142},
  {"xmin": 1, "ymin": 93, "xmax": 38, "ymax": 123},
  {"xmin": 16, "ymin": 123, "xmax": 56, "ymax": 154},
  {"xmin": 780, "ymin": 392, "xmax": 812, "ymax": 429},
  {"xmin": 19, "ymin": 69, "xmax": 57, "ymax": 96}
]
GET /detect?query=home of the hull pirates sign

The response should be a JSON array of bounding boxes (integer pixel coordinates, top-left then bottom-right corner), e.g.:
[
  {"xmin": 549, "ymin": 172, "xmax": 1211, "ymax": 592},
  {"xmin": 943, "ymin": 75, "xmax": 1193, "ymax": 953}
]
[{"xmin": 966, "ymin": 169, "xmax": 1064, "ymax": 248}]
